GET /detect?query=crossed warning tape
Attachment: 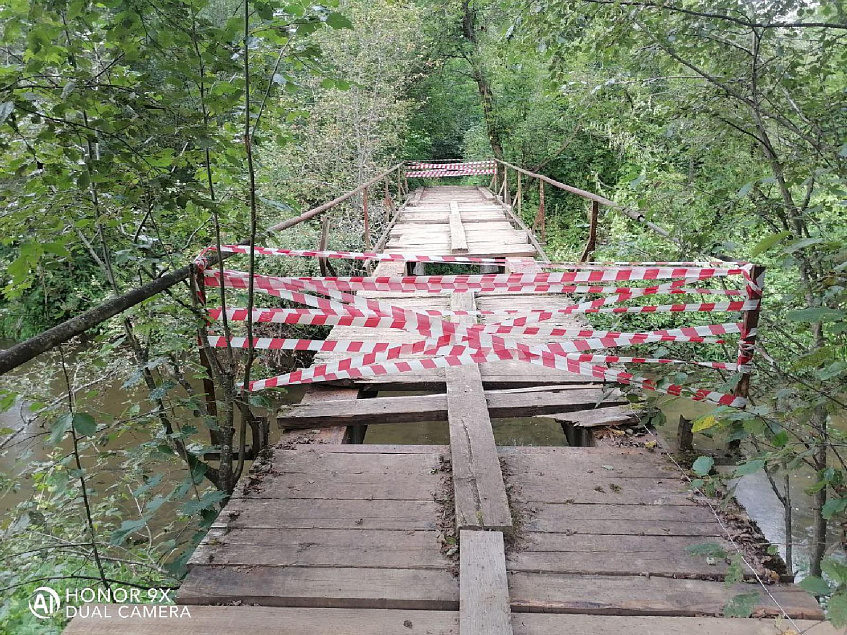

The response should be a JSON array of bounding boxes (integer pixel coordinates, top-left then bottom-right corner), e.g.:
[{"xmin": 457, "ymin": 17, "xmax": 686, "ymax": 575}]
[{"xmin": 194, "ymin": 247, "xmax": 764, "ymax": 408}]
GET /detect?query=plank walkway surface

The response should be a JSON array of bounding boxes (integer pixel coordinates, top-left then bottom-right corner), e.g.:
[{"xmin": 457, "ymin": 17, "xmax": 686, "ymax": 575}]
[{"xmin": 65, "ymin": 185, "xmax": 831, "ymax": 634}]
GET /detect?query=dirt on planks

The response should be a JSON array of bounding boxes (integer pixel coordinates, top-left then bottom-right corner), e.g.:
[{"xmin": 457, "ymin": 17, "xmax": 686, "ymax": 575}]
[{"xmin": 434, "ymin": 454, "xmax": 459, "ymax": 576}]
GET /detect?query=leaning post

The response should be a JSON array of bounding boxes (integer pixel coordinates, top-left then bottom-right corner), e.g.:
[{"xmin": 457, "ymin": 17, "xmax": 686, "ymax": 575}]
[{"xmin": 729, "ymin": 264, "xmax": 765, "ymax": 450}]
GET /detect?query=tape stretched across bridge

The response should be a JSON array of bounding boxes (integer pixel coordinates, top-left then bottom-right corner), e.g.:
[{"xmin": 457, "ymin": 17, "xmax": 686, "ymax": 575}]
[
  {"xmin": 405, "ymin": 160, "xmax": 496, "ymax": 178},
  {"xmin": 194, "ymin": 246, "xmax": 764, "ymax": 408}
]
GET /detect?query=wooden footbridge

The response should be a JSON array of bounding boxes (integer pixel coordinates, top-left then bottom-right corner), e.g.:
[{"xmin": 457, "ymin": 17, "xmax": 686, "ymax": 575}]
[{"xmin": 65, "ymin": 161, "xmax": 834, "ymax": 634}]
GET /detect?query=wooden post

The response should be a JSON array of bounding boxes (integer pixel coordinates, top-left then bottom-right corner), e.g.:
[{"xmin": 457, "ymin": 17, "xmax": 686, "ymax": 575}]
[
  {"xmin": 492, "ymin": 163, "xmax": 499, "ymax": 194},
  {"xmin": 533, "ymin": 179, "xmax": 546, "ymax": 243},
  {"xmin": 363, "ymin": 186, "xmax": 370, "ymax": 250},
  {"xmin": 319, "ymin": 215, "xmax": 332, "ymax": 277},
  {"xmin": 504, "ymin": 166, "xmax": 510, "ymax": 207},
  {"xmin": 677, "ymin": 415, "xmax": 694, "ymax": 452},
  {"xmin": 729, "ymin": 264, "xmax": 765, "ymax": 451},
  {"xmin": 733, "ymin": 264, "xmax": 765, "ymax": 402},
  {"xmin": 383, "ymin": 177, "xmax": 394, "ymax": 219},
  {"xmin": 516, "ymin": 172, "xmax": 522, "ymax": 218},
  {"xmin": 580, "ymin": 200, "xmax": 599, "ymax": 262}
]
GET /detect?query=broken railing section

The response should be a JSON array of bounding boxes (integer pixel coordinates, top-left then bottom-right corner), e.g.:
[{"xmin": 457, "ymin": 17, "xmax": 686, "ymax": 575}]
[{"xmin": 192, "ymin": 246, "xmax": 765, "ymax": 410}]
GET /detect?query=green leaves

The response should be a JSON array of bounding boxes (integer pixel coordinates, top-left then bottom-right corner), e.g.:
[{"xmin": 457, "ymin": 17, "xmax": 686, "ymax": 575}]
[
  {"xmin": 800, "ymin": 575, "xmax": 832, "ymax": 596},
  {"xmin": 786, "ymin": 308, "xmax": 844, "ymax": 323},
  {"xmin": 0, "ymin": 101, "xmax": 13, "ymax": 123},
  {"xmin": 325, "ymin": 12, "xmax": 353, "ymax": 29},
  {"xmin": 72, "ymin": 413, "xmax": 97, "ymax": 436},
  {"xmin": 722, "ymin": 592, "xmax": 760, "ymax": 618},
  {"xmin": 750, "ymin": 231, "xmax": 790, "ymax": 256},
  {"xmin": 733, "ymin": 459, "xmax": 765, "ymax": 477},
  {"xmin": 691, "ymin": 456, "xmax": 714, "ymax": 476}
]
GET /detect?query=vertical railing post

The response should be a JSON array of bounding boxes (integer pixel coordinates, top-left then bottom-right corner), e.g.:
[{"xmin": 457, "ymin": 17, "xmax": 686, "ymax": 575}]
[
  {"xmin": 319, "ymin": 215, "xmax": 331, "ymax": 277},
  {"xmin": 363, "ymin": 186, "xmax": 370, "ymax": 250},
  {"xmin": 533, "ymin": 179, "xmax": 546, "ymax": 243},
  {"xmin": 516, "ymin": 171, "xmax": 522, "ymax": 219},
  {"xmin": 384, "ymin": 177, "xmax": 394, "ymax": 220},
  {"xmin": 580, "ymin": 200, "xmax": 599, "ymax": 262},
  {"xmin": 734, "ymin": 264, "xmax": 765, "ymax": 402},
  {"xmin": 504, "ymin": 165, "xmax": 510, "ymax": 207},
  {"xmin": 492, "ymin": 162, "xmax": 499, "ymax": 194}
]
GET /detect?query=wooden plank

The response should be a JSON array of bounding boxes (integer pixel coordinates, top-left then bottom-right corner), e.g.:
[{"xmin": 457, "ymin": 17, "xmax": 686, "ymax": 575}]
[
  {"xmin": 66, "ymin": 606, "xmax": 460, "ymax": 635},
  {"xmin": 233, "ymin": 471, "xmax": 438, "ymax": 501},
  {"xmin": 189, "ymin": 528, "xmax": 448, "ymax": 570},
  {"xmin": 447, "ymin": 292, "xmax": 511, "ymax": 531},
  {"xmin": 450, "ymin": 201, "xmax": 469, "ymax": 254},
  {"xmin": 460, "ymin": 530, "xmax": 512, "ymax": 635},
  {"xmin": 178, "ymin": 565, "xmax": 459, "ymax": 610},
  {"xmin": 266, "ymin": 447, "xmax": 442, "ymax": 473},
  {"xmin": 511, "ymin": 614, "xmax": 838, "ymax": 635},
  {"xmin": 507, "ymin": 533, "xmax": 735, "ymax": 578},
  {"xmin": 548, "ymin": 405, "xmax": 639, "ymax": 427},
  {"xmin": 508, "ymin": 573, "xmax": 823, "ymax": 619},
  {"xmin": 276, "ymin": 388, "xmax": 623, "ymax": 428},
  {"xmin": 214, "ymin": 498, "xmax": 441, "ymax": 531},
  {"xmin": 525, "ymin": 502, "xmax": 723, "ymax": 536},
  {"xmin": 292, "ymin": 386, "xmax": 359, "ymax": 444}
]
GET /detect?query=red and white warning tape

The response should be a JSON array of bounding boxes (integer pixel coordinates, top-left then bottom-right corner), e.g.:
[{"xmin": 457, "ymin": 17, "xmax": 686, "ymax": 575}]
[{"xmin": 194, "ymin": 246, "xmax": 763, "ymax": 407}]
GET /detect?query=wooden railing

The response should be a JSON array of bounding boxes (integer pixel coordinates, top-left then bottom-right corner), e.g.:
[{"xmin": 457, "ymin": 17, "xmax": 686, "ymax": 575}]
[{"xmin": 0, "ymin": 164, "xmax": 409, "ymax": 375}]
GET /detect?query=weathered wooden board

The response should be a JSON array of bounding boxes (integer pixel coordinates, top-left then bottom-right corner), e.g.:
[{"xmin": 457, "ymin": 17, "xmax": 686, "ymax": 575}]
[
  {"xmin": 189, "ymin": 528, "xmax": 448, "ymax": 570},
  {"xmin": 266, "ymin": 447, "xmax": 442, "ymax": 473},
  {"xmin": 511, "ymin": 614, "xmax": 838, "ymax": 635},
  {"xmin": 214, "ymin": 498, "xmax": 441, "ymax": 531},
  {"xmin": 65, "ymin": 606, "xmax": 461, "ymax": 635},
  {"xmin": 460, "ymin": 530, "xmax": 512, "ymax": 635},
  {"xmin": 508, "ymin": 572, "xmax": 823, "ymax": 619},
  {"xmin": 276, "ymin": 388, "xmax": 623, "ymax": 428},
  {"xmin": 524, "ymin": 502, "xmax": 723, "ymax": 536},
  {"xmin": 289, "ymin": 386, "xmax": 360, "ymax": 443},
  {"xmin": 235, "ymin": 471, "xmax": 439, "ymax": 501},
  {"xmin": 178, "ymin": 565, "xmax": 459, "ymax": 610},
  {"xmin": 508, "ymin": 533, "xmax": 734, "ymax": 578},
  {"xmin": 548, "ymin": 405, "xmax": 639, "ymax": 427},
  {"xmin": 447, "ymin": 292, "xmax": 511, "ymax": 531},
  {"xmin": 449, "ymin": 201, "xmax": 469, "ymax": 253}
]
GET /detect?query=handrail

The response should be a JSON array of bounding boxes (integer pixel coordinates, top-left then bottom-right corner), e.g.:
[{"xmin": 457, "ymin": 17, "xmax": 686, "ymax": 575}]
[
  {"xmin": 0, "ymin": 164, "xmax": 406, "ymax": 375},
  {"xmin": 493, "ymin": 158, "xmax": 680, "ymax": 247},
  {"xmin": 269, "ymin": 164, "xmax": 403, "ymax": 232}
]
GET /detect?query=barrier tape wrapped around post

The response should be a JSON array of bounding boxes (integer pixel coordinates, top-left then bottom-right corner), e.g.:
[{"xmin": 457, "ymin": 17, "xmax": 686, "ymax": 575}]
[{"xmin": 193, "ymin": 245, "xmax": 764, "ymax": 408}]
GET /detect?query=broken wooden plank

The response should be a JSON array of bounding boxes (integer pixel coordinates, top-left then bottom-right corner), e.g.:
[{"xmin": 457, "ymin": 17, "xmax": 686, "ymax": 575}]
[
  {"xmin": 449, "ymin": 201, "xmax": 469, "ymax": 254},
  {"xmin": 276, "ymin": 388, "xmax": 624, "ymax": 429},
  {"xmin": 460, "ymin": 530, "xmax": 512, "ymax": 635},
  {"xmin": 448, "ymin": 291, "xmax": 511, "ymax": 531},
  {"xmin": 548, "ymin": 404, "xmax": 639, "ymax": 427},
  {"xmin": 65, "ymin": 606, "xmax": 460, "ymax": 635},
  {"xmin": 289, "ymin": 385, "xmax": 359, "ymax": 443}
]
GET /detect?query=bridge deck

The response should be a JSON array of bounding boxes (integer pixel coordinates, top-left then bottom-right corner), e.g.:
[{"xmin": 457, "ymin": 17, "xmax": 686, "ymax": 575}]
[{"xmin": 66, "ymin": 185, "xmax": 831, "ymax": 634}]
